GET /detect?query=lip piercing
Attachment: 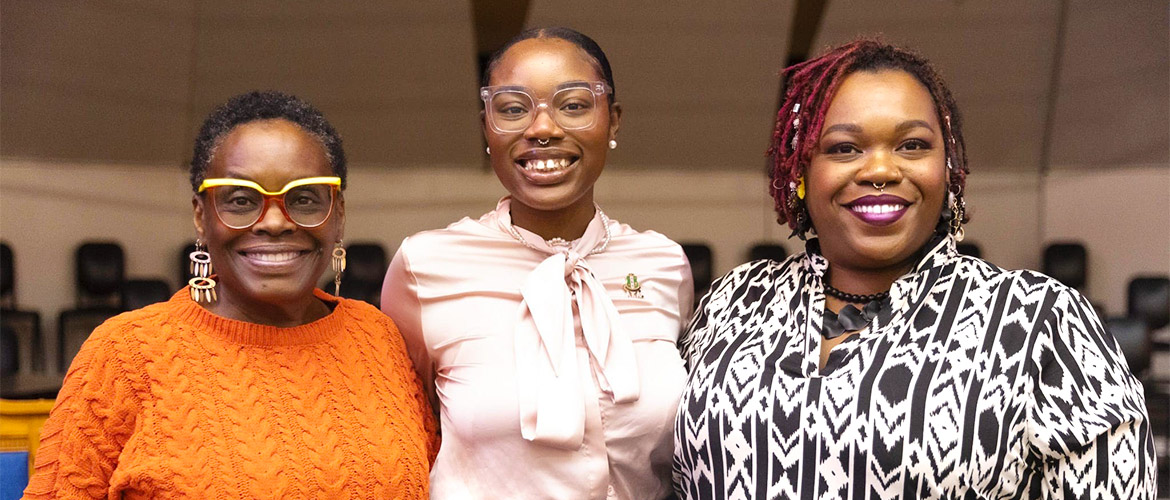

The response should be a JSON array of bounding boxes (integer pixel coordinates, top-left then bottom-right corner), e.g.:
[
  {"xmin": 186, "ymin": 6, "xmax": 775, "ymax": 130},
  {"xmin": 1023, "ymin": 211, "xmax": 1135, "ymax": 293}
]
[
  {"xmin": 537, "ymin": 138, "xmax": 549, "ymax": 146},
  {"xmin": 873, "ymin": 182, "xmax": 886, "ymax": 192}
]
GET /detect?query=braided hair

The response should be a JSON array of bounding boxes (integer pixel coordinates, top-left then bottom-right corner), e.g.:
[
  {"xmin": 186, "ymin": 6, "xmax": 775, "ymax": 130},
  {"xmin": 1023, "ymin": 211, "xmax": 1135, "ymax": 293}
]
[
  {"xmin": 768, "ymin": 39, "xmax": 969, "ymax": 235},
  {"xmin": 481, "ymin": 27, "xmax": 617, "ymax": 105}
]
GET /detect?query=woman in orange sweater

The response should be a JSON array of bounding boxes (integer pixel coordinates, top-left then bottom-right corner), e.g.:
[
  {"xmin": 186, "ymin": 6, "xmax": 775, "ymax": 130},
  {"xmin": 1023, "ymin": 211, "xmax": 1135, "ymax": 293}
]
[{"xmin": 24, "ymin": 91, "xmax": 437, "ymax": 499}]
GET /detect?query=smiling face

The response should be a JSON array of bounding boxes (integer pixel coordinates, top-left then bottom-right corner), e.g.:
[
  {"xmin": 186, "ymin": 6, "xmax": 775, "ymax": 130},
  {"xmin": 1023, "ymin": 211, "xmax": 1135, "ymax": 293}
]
[
  {"xmin": 484, "ymin": 37, "xmax": 620, "ymax": 223},
  {"xmin": 805, "ymin": 69, "xmax": 947, "ymax": 274},
  {"xmin": 193, "ymin": 119, "xmax": 344, "ymax": 315}
]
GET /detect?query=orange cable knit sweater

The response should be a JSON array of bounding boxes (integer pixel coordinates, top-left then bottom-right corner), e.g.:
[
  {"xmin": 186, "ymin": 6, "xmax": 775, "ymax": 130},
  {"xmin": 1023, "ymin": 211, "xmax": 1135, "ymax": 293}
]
[{"xmin": 24, "ymin": 289, "xmax": 437, "ymax": 499}]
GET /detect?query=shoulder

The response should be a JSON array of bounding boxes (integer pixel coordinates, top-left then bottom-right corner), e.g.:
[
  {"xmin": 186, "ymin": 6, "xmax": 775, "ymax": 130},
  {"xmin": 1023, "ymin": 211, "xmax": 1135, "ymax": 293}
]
[
  {"xmin": 397, "ymin": 217, "xmax": 481, "ymax": 250},
  {"xmin": 395, "ymin": 216, "xmax": 504, "ymax": 262},
  {"xmin": 62, "ymin": 298, "xmax": 185, "ymax": 376},
  {"xmin": 91, "ymin": 298, "xmax": 187, "ymax": 344},
  {"xmin": 694, "ymin": 254, "xmax": 804, "ymax": 324},
  {"xmin": 609, "ymin": 220, "xmax": 678, "ymax": 246},
  {"xmin": 948, "ymin": 258, "xmax": 1104, "ymax": 338},
  {"xmin": 958, "ymin": 256, "xmax": 1079, "ymax": 300},
  {"xmin": 605, "ymin": 219, "xmax": 688, "ymax": 259},
  {"xmin": 716, "ymin": 254, "xmax": 803, "ymax": 294},
  {"xmin": 337, "ymin": 297, "xmax": 398, "ymax": 332}
]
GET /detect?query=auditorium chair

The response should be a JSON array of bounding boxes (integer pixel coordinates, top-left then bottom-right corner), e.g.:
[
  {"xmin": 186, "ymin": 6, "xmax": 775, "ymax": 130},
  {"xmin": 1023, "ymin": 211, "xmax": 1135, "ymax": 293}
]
[
  {"xmin": 59, "ymin": 242, "xmax": 125, "ymax": 372},
  {"xmin": 1, "ymin": 242, "xmax": 14, "ymax": 309},
  {"xmin": 1105, "ymin": 316, "xmax": 1151, "ymax": 377},
  {"xmin": 75, "ymin": 242, "xmax": 125, "ymax": 307},
  {"xmin": 178, "ymin": 241, "xmax": 198, "ymax": 287},
  {"xmin": 1, "ymin": 242, "xmax": 50, "ymax": 398},
  {"xmin": 956, "ymin": 242, "xmax": 983, "ymax": 259},
  {"xmin": 748, "ymin": 243, "xmax": 788, "ymax": 263},
  {"xmin": 1129, "ymin": 276, "xmax": 1170, "ymax": 332},
  {"xmin": 121, "ymin": 279, "xmax": 172, "ymax": 311},
  {"xmin": 1042, "ymin": 242, "xmax": 1087, "ymax": 291},
  {"xmin": 681, "ymin": 243, "xmax": 713, "ymax": 305},
  {"xmin": 1, "ymin": 243, "xmax": 45, "ymax": 373},
  {"xmin": 335, "ymin": 242, "xmax": 388, "ymax": 306}
]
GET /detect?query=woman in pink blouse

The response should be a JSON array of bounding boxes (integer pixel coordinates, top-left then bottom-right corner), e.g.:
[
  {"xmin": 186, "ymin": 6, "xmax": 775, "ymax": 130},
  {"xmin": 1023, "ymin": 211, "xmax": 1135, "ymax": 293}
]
[{"xmin": 381, "ymin": 27, "xmax": 693, "ymax": 499}]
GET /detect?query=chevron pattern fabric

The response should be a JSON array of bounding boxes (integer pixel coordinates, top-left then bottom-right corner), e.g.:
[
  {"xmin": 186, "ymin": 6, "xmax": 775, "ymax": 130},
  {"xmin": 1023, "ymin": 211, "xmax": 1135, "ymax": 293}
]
[
  {"xmin": 24, "ymin": 289, "xmax": 437, "ymax": 499},
  {"xmin": 674, "ymin": 237, "xmax": 1155, "ymax": 499}
]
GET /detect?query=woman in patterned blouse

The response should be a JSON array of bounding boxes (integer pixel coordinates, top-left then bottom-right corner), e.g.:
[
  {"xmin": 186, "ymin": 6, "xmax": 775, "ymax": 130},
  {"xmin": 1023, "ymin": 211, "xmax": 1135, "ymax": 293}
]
[{"xmin": 673, "ymin": 39, "xmax": 1155, "ymax": 499}]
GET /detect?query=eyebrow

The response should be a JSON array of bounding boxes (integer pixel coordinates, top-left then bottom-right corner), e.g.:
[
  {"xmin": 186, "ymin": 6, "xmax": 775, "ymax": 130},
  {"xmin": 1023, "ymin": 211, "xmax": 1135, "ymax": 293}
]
[
  {"xmin": 819, "ymin": 119, "xmax": 936, "ymax": 138},
  {"xmin": 895, "ymin": 120, "xmax": 935, "ymax": 134},
  {"xmin": 491, "ymin": 81, "xmax": 592, "ymax": 94}
]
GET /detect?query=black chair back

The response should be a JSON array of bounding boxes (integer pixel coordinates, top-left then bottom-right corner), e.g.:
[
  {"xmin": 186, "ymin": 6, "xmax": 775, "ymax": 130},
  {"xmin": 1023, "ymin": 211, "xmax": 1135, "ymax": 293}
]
[
  {"xmin": 1, "ymin": 310, "xmax": 43, "ymax": 376},
  {"xmin": 178, "ymin": 242, "xmax": 198, "ymax": 287},
  {"xmin": 77, "ymin": 242, "xmax": 125, "ymax": 306},
  {"xmin": 1, "ymin": 325, "xmax": 18, "ymax": 376},
  {"xmin": 59, "ymin": 308, "xmax": 119, "ymax": 372},
  {"xmin": 121, "ymin": 279, "xmax": 172, "ymax": 311},
  {"xmin": 1, "ymin": 242, "xmax": 13, "ymax": 307},
  {"xmin": 956, "ymin": 242, "xmax": 983, "ymax": 259},
  {"xmin": 1128, "ymin": 276, "xmax": 1170, "ymax": 331},
  {"xmin": 748, "ymin": 243, "xmax": 788, "ymax": 263},
  {"xmin": 682, "ymin": 243, "xmax": 714, "ymax": 303},
  {"xmin": 1042, "ymin": 242, "xmax": 1087, "ymax": 290},
  {"xmin": 338, "ymin": 243, "xmax": 388, "ymax": 305},
  {"xmin": 1105, "ymin": 316, "xmax": 1151, "ymax": 376}
]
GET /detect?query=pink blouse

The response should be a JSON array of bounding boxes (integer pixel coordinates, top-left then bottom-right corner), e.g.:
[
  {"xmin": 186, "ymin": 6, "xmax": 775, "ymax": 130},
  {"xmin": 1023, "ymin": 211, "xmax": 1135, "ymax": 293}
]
[{"xmin": 381, "ymin": 198, "xmax": 693, "ymax": 499}]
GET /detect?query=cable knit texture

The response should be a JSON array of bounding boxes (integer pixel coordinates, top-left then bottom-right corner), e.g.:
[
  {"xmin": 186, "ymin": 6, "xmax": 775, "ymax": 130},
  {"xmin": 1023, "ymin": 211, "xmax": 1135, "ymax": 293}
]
[{"xmin": 24, "ymin": 289, "xmax": 437, "ymax": 499}]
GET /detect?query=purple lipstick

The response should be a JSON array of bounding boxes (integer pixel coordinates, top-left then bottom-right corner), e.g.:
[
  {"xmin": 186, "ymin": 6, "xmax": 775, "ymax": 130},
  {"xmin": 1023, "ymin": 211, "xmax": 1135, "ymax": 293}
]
[{"xmin": 845, "ymin": 194, "xmax": 909, "ymax": 226}]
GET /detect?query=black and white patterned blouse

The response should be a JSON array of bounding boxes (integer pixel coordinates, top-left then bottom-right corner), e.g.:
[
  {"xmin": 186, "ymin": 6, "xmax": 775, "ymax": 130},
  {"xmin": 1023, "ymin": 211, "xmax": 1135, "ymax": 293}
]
[{"xmin": 674, "ymin": 236, "xmax": 1155, "ymax": 499}]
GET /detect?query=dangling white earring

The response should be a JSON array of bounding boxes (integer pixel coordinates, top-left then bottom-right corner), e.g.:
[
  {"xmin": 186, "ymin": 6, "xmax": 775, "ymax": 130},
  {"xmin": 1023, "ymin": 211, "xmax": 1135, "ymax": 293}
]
[
  {"xmin": 486, "ymin": 146, "xmax": 491, "ymax": 155},
  {"xmin": 331, "ymin": 241, "xmax": 347, "ymax": 295},
  {"xmin": 608, "ymin": 139, "xmax": 617, "ymax": 150},
  {"xmin": 188, "ymin": 239, "xmax": 217, "ymax": 303}
]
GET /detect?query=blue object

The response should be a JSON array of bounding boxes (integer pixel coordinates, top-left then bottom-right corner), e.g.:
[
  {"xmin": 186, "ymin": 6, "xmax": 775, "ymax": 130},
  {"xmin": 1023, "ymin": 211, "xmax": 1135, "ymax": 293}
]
[{"xmin": 0, "ymin": 451, "xmax": 29, "ymax": 500}]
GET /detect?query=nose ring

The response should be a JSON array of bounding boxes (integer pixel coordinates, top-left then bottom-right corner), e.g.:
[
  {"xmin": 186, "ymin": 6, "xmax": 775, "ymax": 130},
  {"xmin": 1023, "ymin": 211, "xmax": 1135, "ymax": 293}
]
[
  {"xmin": 537, "ymin": 138, "xmax": 549, "ymax": 146},
  {"xmin": 872, "ymin": 182, "xmax": 886, "ymax": 192}
]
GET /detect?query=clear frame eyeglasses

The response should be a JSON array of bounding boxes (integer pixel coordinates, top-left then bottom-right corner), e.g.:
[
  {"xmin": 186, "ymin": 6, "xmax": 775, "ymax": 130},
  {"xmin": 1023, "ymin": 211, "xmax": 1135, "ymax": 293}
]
[
  {"xmin": 480, "ymin": 81, "xmax": 613, "ymax": 134},
  {"xmin": 198, "ymin": 176, "xmax": 341, "ymax": 230}
]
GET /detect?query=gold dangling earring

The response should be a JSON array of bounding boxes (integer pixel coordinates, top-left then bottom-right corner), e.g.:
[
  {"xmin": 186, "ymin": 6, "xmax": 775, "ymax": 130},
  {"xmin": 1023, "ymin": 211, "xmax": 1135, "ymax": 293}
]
[
  {"xmin": 331, "ymin": 241, "xmax": 347, "ymax": 296},
  {"xmin": 188, "ymin": 239, "xmax": 217, "ymax": 303},
  {"xmin": 948, "ymin": 188, "xmax": 966, "ymax": 242}
]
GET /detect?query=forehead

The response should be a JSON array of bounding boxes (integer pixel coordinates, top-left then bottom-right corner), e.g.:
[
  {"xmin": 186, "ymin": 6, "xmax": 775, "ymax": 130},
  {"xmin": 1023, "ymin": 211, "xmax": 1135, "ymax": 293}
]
[
  {"xmin": 208, "ymin": 119, "xmax": 332, "ymax": 188},
  {"xmin": 489, "ymin": 38, "xmax": 603, "ymax": 92},
  {"xmin": 823, "ymin": 70, "xmax": 939, "ymax": 126}
]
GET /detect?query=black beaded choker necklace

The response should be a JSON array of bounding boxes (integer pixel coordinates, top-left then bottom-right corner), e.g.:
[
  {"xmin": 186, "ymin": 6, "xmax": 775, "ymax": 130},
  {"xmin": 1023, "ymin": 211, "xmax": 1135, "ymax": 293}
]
[{"xmin": 823, "ymin": 283, "xmax": 889, "ymax": 304}]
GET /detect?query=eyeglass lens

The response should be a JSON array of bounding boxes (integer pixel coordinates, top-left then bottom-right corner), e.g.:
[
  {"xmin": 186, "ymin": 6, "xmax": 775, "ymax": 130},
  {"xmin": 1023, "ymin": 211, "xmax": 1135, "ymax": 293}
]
[
  {"xmin": 488, "ymin": 87, "xmax": 599, "ymax": 132},
  {"xmin": 211, "ymin": 184, "xmax": 334, "ymax": 228}
]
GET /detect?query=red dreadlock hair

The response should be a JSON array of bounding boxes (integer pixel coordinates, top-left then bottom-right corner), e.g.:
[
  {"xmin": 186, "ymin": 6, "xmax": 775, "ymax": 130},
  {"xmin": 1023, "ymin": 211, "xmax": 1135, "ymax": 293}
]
[{"xmin": 768, "ymin": 38, "xmax": 970, "ymax": 235}]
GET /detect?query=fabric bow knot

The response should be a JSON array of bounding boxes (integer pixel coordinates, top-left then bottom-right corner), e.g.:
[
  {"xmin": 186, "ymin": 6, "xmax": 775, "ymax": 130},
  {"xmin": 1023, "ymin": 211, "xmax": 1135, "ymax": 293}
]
[{"xmin": 507, "ymin": 210, "xmax": 640, "ymax": 450}]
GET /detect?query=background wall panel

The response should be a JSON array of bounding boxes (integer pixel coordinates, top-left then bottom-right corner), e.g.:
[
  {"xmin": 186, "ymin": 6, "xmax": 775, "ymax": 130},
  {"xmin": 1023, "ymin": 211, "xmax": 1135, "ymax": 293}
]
[
  {"xmin": 0, "ymin": 0, "xmax": 195, "ymax": 162},
  {"xmin": 1, "ymin": 1, "xmax": 1166, "ymax": 349}
]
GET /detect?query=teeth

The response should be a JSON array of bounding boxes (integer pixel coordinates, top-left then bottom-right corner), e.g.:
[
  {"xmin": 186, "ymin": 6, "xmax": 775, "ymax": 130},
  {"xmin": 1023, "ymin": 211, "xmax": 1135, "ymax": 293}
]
[
  {"xmin": 852, "ymin": 204, "xmax": 904, "ymax": 214},
  {"xmin": 247, "ymin": 251, "xmax": 300, "ymax": 262},
  {"xmin": 524, "ymin": 158, "xmax": 571, "ymax": 172}
]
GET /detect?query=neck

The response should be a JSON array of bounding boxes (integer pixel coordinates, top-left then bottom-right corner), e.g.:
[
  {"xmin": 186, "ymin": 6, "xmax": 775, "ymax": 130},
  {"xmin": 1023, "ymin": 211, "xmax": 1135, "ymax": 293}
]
[
  {"xmin": 825, "ymin": 263, "xmax": 910, "ymax": 298},
  {"xmin": 509, "ymin": 194, "xmax": 597, "ymax": 242},
  {"xmin": 201, "ymin": 287, "xmax": 331, "ymax": 328}
]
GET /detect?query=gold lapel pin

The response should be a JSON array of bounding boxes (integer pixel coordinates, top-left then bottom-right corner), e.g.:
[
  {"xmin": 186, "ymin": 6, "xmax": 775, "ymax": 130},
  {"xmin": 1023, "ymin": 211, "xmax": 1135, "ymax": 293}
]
[{"xmin": 623, "ymin": 273, "xmax": 643, "ymax": 298}]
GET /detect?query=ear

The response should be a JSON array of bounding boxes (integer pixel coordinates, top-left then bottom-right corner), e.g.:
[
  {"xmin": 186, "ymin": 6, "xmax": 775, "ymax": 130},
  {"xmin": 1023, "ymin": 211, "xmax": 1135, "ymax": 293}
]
[
  {"xmin": 192, "ymin": 195, "xmax": 207, "ymax": 241},
  {"xmin": 608, "ymin": 102, "xmax": 623, "ymax": 142},
  {"xmin": 480, "ymin": 109, "xmax": 492, "ymax": 149}
]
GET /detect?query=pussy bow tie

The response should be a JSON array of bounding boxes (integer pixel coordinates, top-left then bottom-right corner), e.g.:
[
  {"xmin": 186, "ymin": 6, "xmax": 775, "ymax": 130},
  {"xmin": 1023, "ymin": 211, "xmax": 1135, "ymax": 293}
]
[{"xmin": 505, "ymin": 214, "xmax": 640, "ymax": 450}]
